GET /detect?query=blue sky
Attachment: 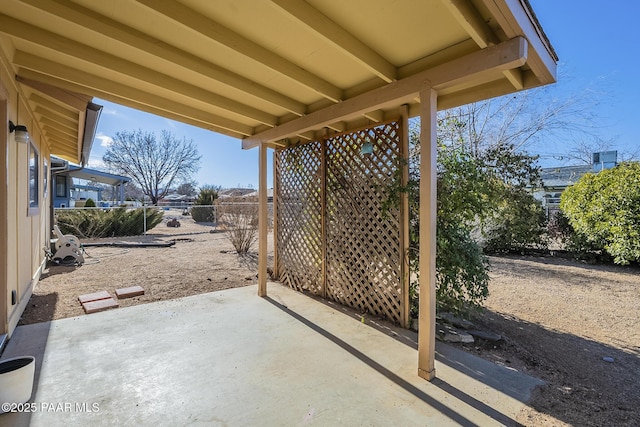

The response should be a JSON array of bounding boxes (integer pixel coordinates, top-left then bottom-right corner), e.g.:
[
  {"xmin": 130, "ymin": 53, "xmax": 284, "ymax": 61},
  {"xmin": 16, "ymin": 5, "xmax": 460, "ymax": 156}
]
[
  {"xmin": 90, "ymin": 104, "xmax": 268, "ymax": 189},
  {"xmin": 89, "ymin": 1, "xmax": 638, "ymax": 188},
  {"xmin": 529, "ymin": 0, "xmax": 638, "ymax": 162}
]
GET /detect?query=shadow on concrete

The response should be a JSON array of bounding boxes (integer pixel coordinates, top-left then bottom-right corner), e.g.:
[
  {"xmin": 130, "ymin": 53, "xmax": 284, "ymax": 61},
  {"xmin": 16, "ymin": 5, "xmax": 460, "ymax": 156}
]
[
  {"xmin": 0, "ymin": 317, "xmax": 54, "ymax": 426},
  {"xmin": 266, "ymin": 296, "xmax": 526, "ymax": 427}
]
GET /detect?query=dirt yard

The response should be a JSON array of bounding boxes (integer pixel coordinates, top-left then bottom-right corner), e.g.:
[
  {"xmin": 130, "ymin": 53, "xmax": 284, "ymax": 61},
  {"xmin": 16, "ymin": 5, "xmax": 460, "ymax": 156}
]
[
  {"xmin": 19, "ymin": 217, "xmax": 639, "ymax": 426},
  {"xmin": 21, "ymin": 215, "xmax": 272, "ymax": 324}
]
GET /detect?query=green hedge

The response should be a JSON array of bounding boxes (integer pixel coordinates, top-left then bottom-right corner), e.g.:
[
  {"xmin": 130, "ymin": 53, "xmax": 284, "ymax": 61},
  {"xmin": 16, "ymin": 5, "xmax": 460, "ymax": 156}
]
[{"xmin": 56, "ymin": 206, "xmax": 163, "ymax": 238}]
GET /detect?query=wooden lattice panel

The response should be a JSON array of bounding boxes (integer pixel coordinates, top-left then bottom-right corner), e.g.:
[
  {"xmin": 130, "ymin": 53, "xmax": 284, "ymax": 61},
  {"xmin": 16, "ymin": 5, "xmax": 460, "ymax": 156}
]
[
  {"xmin": 274, "ymin": 120, "xmax": 406, "ymax": 325},
  {"xmin": 275, "ymin": 142, "xmax": 323, "ymax": 294},
  {"xmin": 325, "ymin": 122, "xmax": 403, "ymax": 323}
]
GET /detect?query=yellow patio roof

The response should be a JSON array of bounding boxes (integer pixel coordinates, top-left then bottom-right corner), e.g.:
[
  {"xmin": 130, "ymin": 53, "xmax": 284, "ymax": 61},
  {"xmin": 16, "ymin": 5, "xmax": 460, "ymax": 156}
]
[{"xmin": 0, "ymin": 0, "xmax": 557, "ymax": 154}]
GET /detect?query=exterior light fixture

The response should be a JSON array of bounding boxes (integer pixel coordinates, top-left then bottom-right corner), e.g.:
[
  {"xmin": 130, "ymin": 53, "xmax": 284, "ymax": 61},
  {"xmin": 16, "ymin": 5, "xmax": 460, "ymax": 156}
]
[
  {"xmin": 361, "ymin": 137, "xmax": 373, "ymax": 156},
  {"xmin": 9, "ymin": 121, "xmax": 30, "ymax": 143}
]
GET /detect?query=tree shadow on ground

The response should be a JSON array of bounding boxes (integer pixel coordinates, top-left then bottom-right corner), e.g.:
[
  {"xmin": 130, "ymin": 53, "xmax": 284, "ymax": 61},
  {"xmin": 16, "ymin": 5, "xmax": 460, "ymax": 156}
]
[{"xmin": 472, "ymin": 309, "xmax": 640, "ymax": 427}]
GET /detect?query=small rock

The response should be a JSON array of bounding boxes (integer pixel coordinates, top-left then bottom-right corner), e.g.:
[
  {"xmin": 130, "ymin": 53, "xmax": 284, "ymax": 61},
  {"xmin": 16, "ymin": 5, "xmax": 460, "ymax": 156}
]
[
  {"xmin": 436, "ymin": 322, "xmax": 474, "ymax": 343},
  {"xmin": 603, "ymin": 356, "xmax": 614, "ymax": 363},
  {"xmin": 468, "ymin": 329, "xmax": 502, "ymax": 342},
  {"xmin": 439, "ymin": 312, "xmax": 474, "ymax": 329},
  {"xmin": 245, "ymin": 276, "xmax": 253, "ymax": 281},
  {"xmin": 166, "ymin": 218, "xmax": 181, "ymax": 228},
  {"xmin": 207, "ymin": 278, "xmax": 212, "ymax": 281}
]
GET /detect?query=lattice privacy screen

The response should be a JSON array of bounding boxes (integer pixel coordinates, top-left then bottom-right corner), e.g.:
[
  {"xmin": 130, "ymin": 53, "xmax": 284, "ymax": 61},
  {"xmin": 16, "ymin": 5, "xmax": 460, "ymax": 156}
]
[{"xmin": 275, "ymin": 120, "xmax": 408, "ymax": 325}]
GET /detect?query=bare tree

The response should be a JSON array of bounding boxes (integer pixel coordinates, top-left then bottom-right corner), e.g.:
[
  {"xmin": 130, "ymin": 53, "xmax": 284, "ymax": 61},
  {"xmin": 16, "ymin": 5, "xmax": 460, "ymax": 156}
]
[
  {"xmin": 103, "ymin": 129, "xmax": 201, "ymax": 205},
  {"xmin": 175, "ymin": 180, "xmax": 199, "ymax": 197}
]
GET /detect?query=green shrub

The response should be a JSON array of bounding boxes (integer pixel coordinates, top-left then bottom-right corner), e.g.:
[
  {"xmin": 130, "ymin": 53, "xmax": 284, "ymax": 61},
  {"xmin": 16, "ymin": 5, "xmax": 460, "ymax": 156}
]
[
  {"xmin": 560, "ymin": 163, "xmax": 640, "ymax": 264},
  {"xmin": 56, "ymin": 207, "xmax": 163, "ymax": 238},
  {"xmin": 84, "ymin": 198, "xmax": 96, "ymax": 208},
  {"xmin": 191, "ymin": 206, "xmax": 215, "ymax": 223},
  {"xmin": 484, "ymin": 187, "xmax": 548, "ymax": 253},
  {"xmin": 191, "ymin": 185, "xmax": 219, "ymax": 223}
]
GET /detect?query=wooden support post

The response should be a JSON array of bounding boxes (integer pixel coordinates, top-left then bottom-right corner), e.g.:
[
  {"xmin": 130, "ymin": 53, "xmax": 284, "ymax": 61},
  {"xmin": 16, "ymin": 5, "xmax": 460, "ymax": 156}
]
[
  {"xmin": 418, "ymin": 87, "xmax": 437, "ymax": 381},
  {"xmin": 320, "ymin": 137, "xmax": 328, "ymax": 298},
  {"xmin": 400, "ymin": 104, "xmax": 410, "ymax": 329},
  {"xmin": 272, "ymin": 149, "xmax": 279, "ymax": 280},
  {"xmin": 258, "ymin": 142, "xmax": 268, "ymax": 297}
]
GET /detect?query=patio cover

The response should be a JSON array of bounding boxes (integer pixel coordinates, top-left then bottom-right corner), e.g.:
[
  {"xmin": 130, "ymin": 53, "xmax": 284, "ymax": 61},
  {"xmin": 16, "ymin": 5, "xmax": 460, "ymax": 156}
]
[{"xmin": 0, "ymin": 0, "xmax": 557, "ymax": 380}]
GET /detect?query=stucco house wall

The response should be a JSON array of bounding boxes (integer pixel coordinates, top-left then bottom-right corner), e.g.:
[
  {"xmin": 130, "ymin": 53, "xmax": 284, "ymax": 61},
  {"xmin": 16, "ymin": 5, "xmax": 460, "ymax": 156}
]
[{"xmin": 1, "ymin": 50, "xmax": 51, "ymax": 337}]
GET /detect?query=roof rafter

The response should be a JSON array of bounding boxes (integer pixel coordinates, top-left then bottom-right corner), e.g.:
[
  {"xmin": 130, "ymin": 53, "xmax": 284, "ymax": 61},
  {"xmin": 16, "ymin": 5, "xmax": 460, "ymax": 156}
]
[
  {"xmin": 271, "ymin": 0, "xmax": 397, "ymax": 83},
  {"xmin": 0, "ymin": 16, "xmax": 278, "ymax": 126},
  {"xmin": 43, "ymin": 125, "xmax": 77, "ymax": 140},
  {"xmin": 39, "ymin": 115, "xmax": 77, "ymax": 133},
  {"xmin": 34, "ymin": 106, "xmax": 77, "ymax": 128},
  {"xmin": 29, "ymin": 94, "xmax": 77, "ymax": 119},
  {"xmin": 442, "ymin": 0, "xmax": 523, "ymax": 90},
  {"xmin": 17, "ymin": 67, "xmax": 253, "ymax": 138},
  {"xmin": 16, "ymin": 76, "xmax": 89, "ymax": 110},
  {"xmin": 243, "ymin": 36, "xmax": 528, "ymax": 147},
  {"xmin": 19, "ymin": 0, "xmax": 306, "ymax": 116},
  {"xmin": 135, "ymin": 0, "xmax": 344, "ymax": 102}
]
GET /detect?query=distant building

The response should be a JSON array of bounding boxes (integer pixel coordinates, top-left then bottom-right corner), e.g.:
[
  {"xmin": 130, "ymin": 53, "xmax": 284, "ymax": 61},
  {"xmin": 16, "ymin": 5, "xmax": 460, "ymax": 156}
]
[
  {"xmin": 218, "ymin": 188, "xmax": 256, "ymax": 199},
  {"xmin": 158, "ymin": 193, "xmax": 196, "ymax": 207},
  {"xmin": 532, "ymin": 151, "xmax": 617, "ymax": 214},
  {"xmin": 51, "ymin": 157, "xmax": 131, "ymax": 208}
]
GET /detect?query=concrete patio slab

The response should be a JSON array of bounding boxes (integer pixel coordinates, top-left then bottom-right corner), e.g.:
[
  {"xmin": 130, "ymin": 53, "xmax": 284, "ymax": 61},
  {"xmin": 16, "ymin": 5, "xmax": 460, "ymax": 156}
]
[{"xmin": 0, "ymin": 283, "xmax": 542, "ymax": 426}]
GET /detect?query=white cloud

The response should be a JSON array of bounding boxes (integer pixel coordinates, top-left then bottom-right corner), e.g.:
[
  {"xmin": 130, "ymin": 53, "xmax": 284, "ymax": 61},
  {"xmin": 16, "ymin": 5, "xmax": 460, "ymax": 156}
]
[
  {"xmin": 101, "ymin": 107, "xmax": 119, "ymax": 116},
  {"xmin": 95, "ymin": 132, "xmax": 114, "ymax": 148},
  {"xmin": 87, "ymin": 158, "xmax": 106, "ymax": 170}
]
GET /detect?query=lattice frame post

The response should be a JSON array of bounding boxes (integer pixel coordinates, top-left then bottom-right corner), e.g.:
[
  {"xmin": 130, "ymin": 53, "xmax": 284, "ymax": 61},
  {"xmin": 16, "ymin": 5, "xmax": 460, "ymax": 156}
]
[
  {"xmin": 272, "ymin": 151, "xmax": 279, "ymax": 280},
  {"xmin": 400, "ymin": 106, "xmax": 410, "ymax": 328}
]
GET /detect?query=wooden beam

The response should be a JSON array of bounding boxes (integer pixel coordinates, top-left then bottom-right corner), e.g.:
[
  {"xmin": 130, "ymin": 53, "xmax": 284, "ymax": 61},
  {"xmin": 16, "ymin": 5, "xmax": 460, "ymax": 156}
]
[
  {"xmin": 271, "ymin": 0, "xmax": 396, "ymax": 83},
  {"xmin": 363, "ymin": 110, "xmax": 385, "ymax": 123},
  {"xmin": 39, "ymin": 116, "xmax": 77, "ymax": 134},
  {"xmin": 400, "ymin": 104, "xmax": 410, "ymax": 329},
  {"xmin": 418, "ymin": 87, "xmax": 437, "ymax": 381},
  {"xmin": 503, "ymin": 68, "xmax": 524, "ymax": 90},
  {"xmin": 16, "ymin": 76, "xmax": 89, "ymax": 110},
  {"xmin": 272, "ymin": 151, "xmax": 279, "ymax": 280},
  {"xmin": 20, "ymin": 0, "xmax": 306, "ymax": 116},
  {"xmin": 0, "ymin": 17, "xmax": 278, "ymax": 126},
  {"xmin": 326, "ymin": 121, "xmax": 346, "ymax": 132},
  {"xmin": 480, "ymin": 0, "xmax": 557, "ymax": 85},
  {"xmin": 258, "ymin": 143, "xmax": 268, "ymax": 297},
  {"xmin": 295, "ymin": 131, "xmax": 316, "ymax": 141},
  {"xmin": 441, "ymin": 0, "xmax": 524, "ymax": 90},
  {"xmin": 243, "ymin": 37, "xmax": 528, "ymax": 148},
  {"xmin": 16, "ymin": 66, "xmax": 253, "ymax": 138},
  {"xmin": 43, "ymin": 125, "xmax": 77, "ymax": 140},
  {"xmin": 48, "ymin": 136, "xmax": 77, "ymax": 150},
  {"xmin": 30, "ymin": 95, "xmax": 77, "ymax": 119},
  {"xmin": 34, "ymin": 106, "xmax": 77, "ymax": 129},
  {"xmin": 136, "ymin": 0, "xmax": 343, "ymax": 102},
  {"xmin": 441, "ymin": 0, "xmax": 498, "ymax": 48}
]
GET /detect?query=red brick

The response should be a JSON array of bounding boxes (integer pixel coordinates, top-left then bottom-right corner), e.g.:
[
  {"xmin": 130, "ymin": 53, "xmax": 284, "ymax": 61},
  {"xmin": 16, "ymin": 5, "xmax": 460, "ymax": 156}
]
[
  {"xmin": 82, "ymin": 298, "xmax": 119, "ymax": 314},
  {"xmin": 115, "ymin": 286, "xmax": 145, "ymax": 299},
  {"xmin": 78, "ymin": 291, "xmax": 111, "ymax": 304}
]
